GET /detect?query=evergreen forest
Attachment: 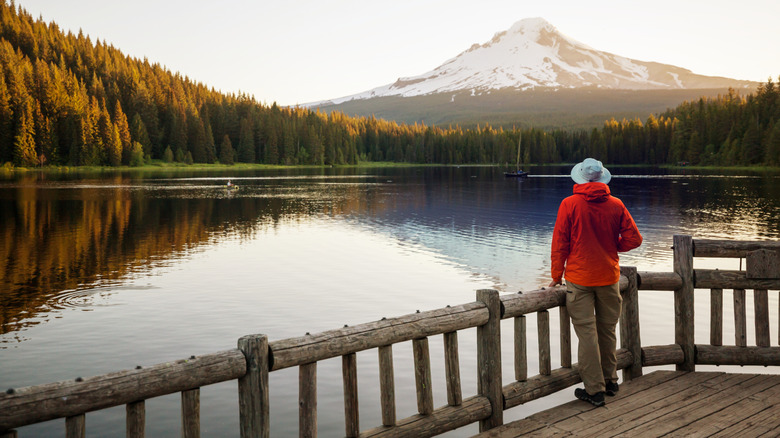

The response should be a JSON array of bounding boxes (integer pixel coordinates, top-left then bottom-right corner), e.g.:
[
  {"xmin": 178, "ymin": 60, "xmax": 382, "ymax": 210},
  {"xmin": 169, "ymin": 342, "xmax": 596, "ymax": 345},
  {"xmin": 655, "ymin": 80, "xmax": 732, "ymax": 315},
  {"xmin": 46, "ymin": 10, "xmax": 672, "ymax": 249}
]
[{"xmin": 1, "ymin": 1, "xmax": 778, "ymax": 168}]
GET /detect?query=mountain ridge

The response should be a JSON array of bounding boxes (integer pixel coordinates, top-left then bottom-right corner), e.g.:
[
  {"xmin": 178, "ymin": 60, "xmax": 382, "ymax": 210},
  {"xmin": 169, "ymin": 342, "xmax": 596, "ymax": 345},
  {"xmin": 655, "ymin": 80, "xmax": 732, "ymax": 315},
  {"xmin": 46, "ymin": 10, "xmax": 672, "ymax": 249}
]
[{"xmin": 308, "ymin": 17, "xmax": 756, "ymax": 108}]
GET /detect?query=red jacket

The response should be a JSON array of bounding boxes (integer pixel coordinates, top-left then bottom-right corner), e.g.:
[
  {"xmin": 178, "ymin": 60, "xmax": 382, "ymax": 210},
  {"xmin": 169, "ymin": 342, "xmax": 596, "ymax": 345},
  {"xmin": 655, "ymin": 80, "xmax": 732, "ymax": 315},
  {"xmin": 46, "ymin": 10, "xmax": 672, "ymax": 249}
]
[{"xmin": 551, "ymin": 182, "xmax": 642, "ymax": 286}]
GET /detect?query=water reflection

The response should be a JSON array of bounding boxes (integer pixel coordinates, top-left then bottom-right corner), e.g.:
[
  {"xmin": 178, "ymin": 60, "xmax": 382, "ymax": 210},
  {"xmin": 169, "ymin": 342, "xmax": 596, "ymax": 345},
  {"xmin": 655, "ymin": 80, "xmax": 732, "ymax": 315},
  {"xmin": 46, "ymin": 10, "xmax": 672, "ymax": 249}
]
[
  {"xmin": 2, "ymin": 168, "xmax": 780, "ymax": 339},
  {"xmin": 0, "ymin": 173, "xmax": 392, "ymax": 337}
]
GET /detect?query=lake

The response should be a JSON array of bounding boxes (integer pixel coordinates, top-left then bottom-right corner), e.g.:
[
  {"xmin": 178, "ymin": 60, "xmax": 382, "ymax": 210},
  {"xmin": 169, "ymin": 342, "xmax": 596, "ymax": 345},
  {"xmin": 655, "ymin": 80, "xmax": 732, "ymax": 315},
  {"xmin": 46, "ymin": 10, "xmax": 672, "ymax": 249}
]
[{"xmin": 2, "ymin": 165, "xmax": 780, "ymax": 437}]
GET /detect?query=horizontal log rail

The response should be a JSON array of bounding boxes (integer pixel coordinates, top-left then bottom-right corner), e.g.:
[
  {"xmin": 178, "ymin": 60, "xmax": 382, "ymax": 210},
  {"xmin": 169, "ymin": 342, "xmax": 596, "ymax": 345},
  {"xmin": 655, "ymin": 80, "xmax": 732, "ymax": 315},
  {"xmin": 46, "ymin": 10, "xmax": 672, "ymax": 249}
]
[
  {"xmin": 696, "ymin": 345, "xmax": 780, "ymax": 366},
  {"xmin": 501, "ymin": 288, "xmax": 566, "ymax": 319},
  {"xmin": 694, "ymin": 269, "xmax": 780, "ymax": 290},
  {"xmin": 638, "ymin": 271, "xmax": 682, "ymax": 290},
  {"xmin": 269, "ymin": 302, "xmax": 488, "ymax": 371},
  {"xmin": 642, "ymin": 344, "xmax": 685, "ymax": 367},
  {"xmin": 360, "ymin": 396, "xmax": 492, "ymax": 438},
  {"xmin": 693, "ymin": 239, "xmax": 780, "ymax": 258},
  {"xmin": 0, "ymin": 350, "xmax": 246, "ymax": 431}
]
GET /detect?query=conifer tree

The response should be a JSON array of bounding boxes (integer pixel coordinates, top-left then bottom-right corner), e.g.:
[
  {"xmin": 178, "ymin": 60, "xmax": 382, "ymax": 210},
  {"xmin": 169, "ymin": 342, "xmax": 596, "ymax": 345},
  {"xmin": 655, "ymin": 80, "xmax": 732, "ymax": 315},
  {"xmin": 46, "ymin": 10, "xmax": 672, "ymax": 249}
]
[
  {"xmin": 129, "ymin": 113, "xmax": 150, "ymax": 156},
  {"xmin": 203, "ymin": 119, "xmax": 216, "ymax": 163},
  {"xmin": 106, "ymin": 125, "xmax": 122, "ymax": 166},
  {"xmin": 237, "ymin": 118, "xmax": 255, "ymax": 162},
  {"xmin": 0, "ymin": 75, "xmax": 13, "ymax": 162},
  {"xmin": 129, "ymin": 141, "xmax": 145, "ymax": 166},
  {"xmin": 219, "ymin": 134, "xmax": 234, "ymax": 164},
  {"xmin": 163, "ymin": 145, "xmax": 174, "ymax": 163},
  {"xmin": 741, "ymin": 117, "xmax": 762, "ymax": 164},
  {"xmin": 13, "ymin": 99, "xmax": 37, "ymax": 166},
  {"xmin": 114, "ymin": 101, "xmax": 132, "ymax": 164},
  {"xmin": 765, "ymin": 123, "xmax": 780, "ymax": 165},
  {"xmin": 187, "ymin": 111, "xmax": 207, "ymax": 163}
]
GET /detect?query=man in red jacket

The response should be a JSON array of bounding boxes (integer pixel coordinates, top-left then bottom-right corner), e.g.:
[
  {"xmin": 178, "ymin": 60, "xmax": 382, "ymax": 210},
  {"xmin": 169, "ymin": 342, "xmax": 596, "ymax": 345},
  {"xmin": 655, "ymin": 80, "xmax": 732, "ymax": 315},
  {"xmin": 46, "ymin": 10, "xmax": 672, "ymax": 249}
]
[{"xmin": 549, "ymin": 158, "xmax": 642, "ymax": 407}]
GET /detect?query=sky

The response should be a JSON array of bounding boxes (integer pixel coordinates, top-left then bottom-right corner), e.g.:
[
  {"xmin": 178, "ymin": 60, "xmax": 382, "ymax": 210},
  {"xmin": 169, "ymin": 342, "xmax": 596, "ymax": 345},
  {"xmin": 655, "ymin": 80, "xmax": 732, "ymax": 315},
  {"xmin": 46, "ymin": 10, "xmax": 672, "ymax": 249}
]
[{"xmin": 14, "ymin": 0, "xmax": 780, "ymax": 106}]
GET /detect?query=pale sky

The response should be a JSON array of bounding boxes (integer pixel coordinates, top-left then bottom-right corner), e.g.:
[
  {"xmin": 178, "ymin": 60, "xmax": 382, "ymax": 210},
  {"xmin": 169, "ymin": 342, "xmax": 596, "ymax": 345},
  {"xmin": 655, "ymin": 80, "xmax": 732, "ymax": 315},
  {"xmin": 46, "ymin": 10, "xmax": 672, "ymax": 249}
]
[{"xmin": 15, "ymin": 0, "xmax": 780, "ymax": 106}]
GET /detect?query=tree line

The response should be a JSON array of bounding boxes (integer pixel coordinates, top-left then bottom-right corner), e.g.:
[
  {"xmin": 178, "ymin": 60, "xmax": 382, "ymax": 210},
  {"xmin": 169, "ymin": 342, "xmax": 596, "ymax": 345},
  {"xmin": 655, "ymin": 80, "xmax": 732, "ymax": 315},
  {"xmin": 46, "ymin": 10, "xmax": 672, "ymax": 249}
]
[{"xmin": 1, "ymin": 1, "xmax": 778, "ymax": 168}]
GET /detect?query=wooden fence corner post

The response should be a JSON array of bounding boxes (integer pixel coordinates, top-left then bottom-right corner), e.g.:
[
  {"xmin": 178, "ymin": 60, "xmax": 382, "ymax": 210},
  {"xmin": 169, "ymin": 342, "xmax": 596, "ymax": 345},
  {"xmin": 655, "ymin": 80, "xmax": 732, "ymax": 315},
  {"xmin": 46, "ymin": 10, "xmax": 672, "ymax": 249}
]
[
  {"xmin": 673, "ymin": 235, "xmax": 695, "ymax": 371},
  {"xmin": 476, "ymin": 289, "xmax": 503, "ymax": 432},
  {"xmin": 238, "ymin": 334, "xmax": 270, "ymax": 438},
  {"xmin": 619, "ymin": 266, "xmax": 642, "ymax": 380}
]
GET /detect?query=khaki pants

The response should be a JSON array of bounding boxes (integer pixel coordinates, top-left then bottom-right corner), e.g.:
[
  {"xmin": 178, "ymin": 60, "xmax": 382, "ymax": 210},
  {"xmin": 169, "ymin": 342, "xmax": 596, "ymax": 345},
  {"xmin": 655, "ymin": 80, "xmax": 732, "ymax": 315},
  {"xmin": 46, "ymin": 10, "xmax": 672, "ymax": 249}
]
[{"xmin": 565, "ymin": 280, "xmax": 622, "ymax": 395}]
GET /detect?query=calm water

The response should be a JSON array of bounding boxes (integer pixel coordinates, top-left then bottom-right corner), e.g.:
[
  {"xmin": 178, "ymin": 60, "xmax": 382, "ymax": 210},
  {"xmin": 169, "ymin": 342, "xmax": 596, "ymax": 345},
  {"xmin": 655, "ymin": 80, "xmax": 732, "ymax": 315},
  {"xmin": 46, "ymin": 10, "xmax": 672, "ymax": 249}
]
[{"xmin": 2, "ymin": 166, "xmax": 780, "ymax": 437}]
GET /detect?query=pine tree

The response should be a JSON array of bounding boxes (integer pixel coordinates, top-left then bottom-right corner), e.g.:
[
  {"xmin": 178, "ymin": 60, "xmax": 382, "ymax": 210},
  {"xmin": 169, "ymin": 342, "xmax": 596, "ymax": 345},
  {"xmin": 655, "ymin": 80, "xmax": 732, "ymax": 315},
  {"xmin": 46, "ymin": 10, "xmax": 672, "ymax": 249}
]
[
  {"xmin": 114, "ymin": 101, "xmax": 132, "ymax": 164},
  {"xmin": 187, "ymin": 111, "xmax": 207, "ymax": 163},
  {"xmin": 0, "ymin": 75, "xmax": 15, "ymax": 163},
  {"xmin": 219, "ymin": 134, "xmax": 234, "ymax": 165},
  {"xmin": 203, "ymin": 119, "xmax": 216, "ymax": 163},
  {"xmin": 764, "ymin": 123, "xmax": 780, "ymax": 165},
  {"xmin": 237, "ymin": 118, "xmax": 255, "ymax": 162},
  {"xmin": 163, "ymin": 145, "xmax": 174, "ymax": 163},
  {"xmin": 106, "ymin": 125, "xmax": 122, "ymax": 166},
  {"xmin": 741, "ymin": 117, "xmax": 762, "ymax": 164},
  {"xmin": 130, "ymin": 113, "xmax": 150, "ymax": 156},
  {"xmin": 13, "ymin": 99, "xmax": 37, "ymax": 166}
]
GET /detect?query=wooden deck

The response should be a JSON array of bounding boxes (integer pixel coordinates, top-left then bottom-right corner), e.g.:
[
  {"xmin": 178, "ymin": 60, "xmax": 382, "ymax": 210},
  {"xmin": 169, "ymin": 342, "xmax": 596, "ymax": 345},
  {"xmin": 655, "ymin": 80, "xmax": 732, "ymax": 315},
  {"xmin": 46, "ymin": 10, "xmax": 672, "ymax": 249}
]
[{"xmin": 475, "ymin": 370, "xmax": 780, "ymax": 437}]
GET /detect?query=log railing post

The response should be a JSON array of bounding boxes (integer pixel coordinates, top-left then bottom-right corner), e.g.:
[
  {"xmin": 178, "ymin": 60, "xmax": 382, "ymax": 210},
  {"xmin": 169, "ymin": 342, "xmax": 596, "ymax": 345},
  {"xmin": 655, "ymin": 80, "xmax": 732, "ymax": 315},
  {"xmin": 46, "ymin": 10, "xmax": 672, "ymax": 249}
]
[
  {"xmin": 537, "ymin": 310, "xmax": 551, "ymax": 376},
  {"xmin": 559, "ymin": 306, "xmax": 571, "ymax": 368},
  {"xmin": 754, "ymin": 289, "xmax": 770, "ymax": 347},
  {"xmin": 342, "ymin": 353, "xmax": 359, "ymax": 437},
  {"xmin": 514, "ymin": 316, "xmax": 527, "ymax": 382},
  {"xmin": 476, "ymin": 289, "xmax": 502, "ymax": 432},
  {"xmin": 126, "ymin": 400, "xmax": 145, "ymax": 438},
  {"xmin": 619, "ymin": 266, "xmax": 642, "ymax": 380},
  {"xmin": 734, "ymin": 289, "xmax": 747, "ymax": 347},
  {"xmin": 65, "ymin": 414, "xmax": 85, "ymax": 438},
  {"xmin": 181, "ymin": 388, "xmax": 200, "ymax": 438},
  {"xmin": 673, "ymin": 235, "xmax": 695, "ymax": 371},
  {"xmin": 378, "ymin": 345, "xmax": 396, "ymax": 426},
  {"xmin": 0, "ymin": 430, "xmax": 18, "ymax": 438},
  {"xmin": 443, "ymin": 332, "xmax": 462, "ymax": 406},
  {"xmin": 299, "ymin": 362, "xmax": 317, "ymax": 437},
  {"xmin": 710, "ymin": 288, "xmax": 723, "ymax": 346},
  {"xmin": 412, "ymin": 338, "xmax": 434, "ymax": 415},
  {"xmin": 238, "ymin": 334, "xmax": 270, "ymax": 438}
]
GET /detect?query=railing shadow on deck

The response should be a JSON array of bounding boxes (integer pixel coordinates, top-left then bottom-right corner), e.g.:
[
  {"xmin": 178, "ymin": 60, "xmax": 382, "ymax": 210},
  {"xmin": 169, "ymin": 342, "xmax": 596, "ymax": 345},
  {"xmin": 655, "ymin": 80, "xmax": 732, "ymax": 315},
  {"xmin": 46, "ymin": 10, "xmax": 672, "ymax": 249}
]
[{"xmin": 2, "ymin": 235, "xmax": 780, "ymax": 438}]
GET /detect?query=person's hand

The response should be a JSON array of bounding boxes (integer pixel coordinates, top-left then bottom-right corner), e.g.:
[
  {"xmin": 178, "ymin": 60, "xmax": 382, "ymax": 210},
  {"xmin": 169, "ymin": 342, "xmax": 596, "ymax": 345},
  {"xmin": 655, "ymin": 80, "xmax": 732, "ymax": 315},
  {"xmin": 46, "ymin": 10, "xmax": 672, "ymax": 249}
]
[{"xmin": 549, "ymin": 279, "xmax": 561, "ymax": 287}]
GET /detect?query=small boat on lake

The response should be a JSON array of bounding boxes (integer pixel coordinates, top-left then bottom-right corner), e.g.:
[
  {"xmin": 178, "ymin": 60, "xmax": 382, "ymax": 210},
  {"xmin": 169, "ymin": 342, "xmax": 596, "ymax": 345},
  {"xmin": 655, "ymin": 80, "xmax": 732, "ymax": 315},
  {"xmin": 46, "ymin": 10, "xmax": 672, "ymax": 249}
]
[
  {"xmin": 505, "ymin": 133, "xmax": 529, "ymax": 178},
  {"xmin": 504, "ymin": 170, "xmax": 529, "ymax": 178}
]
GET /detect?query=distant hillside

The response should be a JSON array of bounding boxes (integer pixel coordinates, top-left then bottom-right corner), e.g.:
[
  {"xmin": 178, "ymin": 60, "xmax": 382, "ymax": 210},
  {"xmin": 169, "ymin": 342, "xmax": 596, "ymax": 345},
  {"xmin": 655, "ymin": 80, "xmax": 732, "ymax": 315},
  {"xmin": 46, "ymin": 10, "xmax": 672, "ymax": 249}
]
[{"xmin": 312, "ymin": 87, "xmax": 742, "ymax": 130}]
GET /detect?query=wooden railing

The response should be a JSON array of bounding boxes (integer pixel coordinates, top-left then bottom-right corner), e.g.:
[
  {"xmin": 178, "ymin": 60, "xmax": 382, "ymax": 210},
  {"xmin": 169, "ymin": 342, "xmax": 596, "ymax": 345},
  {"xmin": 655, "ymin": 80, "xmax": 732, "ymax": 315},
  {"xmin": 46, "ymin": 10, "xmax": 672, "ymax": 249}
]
[{"xmin": 1, "ymin": 236, "xmax": 779, "ymax": 437}]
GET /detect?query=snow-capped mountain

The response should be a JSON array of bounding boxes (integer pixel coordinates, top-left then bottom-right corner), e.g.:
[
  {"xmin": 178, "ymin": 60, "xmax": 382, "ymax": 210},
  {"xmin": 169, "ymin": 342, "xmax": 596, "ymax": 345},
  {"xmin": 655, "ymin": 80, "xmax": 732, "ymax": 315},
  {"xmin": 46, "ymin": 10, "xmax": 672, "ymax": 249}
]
[{"xmin": 312, "ymin": 17, "xmax": 753, "ymax": 106}]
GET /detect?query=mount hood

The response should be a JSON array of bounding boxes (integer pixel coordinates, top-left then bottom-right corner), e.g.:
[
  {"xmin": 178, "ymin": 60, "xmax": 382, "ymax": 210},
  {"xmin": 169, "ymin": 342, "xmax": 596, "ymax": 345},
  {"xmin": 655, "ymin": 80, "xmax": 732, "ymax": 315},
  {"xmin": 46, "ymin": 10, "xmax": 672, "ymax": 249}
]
[{"xmin": 313, "ymin": 17, "xmax": 754, "ymax": 106}]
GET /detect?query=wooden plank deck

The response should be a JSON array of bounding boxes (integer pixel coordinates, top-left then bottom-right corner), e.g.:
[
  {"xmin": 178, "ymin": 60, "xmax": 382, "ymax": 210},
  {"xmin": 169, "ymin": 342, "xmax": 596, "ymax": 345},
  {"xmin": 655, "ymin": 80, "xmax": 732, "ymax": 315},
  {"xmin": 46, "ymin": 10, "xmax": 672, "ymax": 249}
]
[{"xmin": 475, "ymin": 371, "xmax": 780, "ymax": 437}]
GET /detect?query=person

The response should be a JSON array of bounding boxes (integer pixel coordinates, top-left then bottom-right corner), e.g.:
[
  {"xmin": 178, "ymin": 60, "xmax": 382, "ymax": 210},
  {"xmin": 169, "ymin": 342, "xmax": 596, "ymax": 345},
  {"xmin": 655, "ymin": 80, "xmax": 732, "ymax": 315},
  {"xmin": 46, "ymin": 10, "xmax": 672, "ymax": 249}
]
[{"xmin": 549, "ymin": 158, "xmax": 642, "ymax": 407}]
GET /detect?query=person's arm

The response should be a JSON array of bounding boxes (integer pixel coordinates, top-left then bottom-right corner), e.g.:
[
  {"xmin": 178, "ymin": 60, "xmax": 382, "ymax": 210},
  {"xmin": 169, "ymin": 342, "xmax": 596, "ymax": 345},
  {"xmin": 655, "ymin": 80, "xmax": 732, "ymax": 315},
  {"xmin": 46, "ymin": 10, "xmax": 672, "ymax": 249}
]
[
  {"xmin": 550, "ymin": 201, "xmax": 571, "ymax": 284},
  {"xmin": 617, "ymin": 206, "xmax": 642, "ymax": 252}
]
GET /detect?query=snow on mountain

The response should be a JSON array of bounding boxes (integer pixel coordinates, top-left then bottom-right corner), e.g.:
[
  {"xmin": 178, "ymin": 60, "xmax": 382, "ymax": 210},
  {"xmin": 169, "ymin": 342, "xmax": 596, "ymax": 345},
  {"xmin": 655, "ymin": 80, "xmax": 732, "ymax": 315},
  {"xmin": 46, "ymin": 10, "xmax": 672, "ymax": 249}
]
[{"xmin": 311, "ymin": 17, "xmax": 750, "ymax": 106}]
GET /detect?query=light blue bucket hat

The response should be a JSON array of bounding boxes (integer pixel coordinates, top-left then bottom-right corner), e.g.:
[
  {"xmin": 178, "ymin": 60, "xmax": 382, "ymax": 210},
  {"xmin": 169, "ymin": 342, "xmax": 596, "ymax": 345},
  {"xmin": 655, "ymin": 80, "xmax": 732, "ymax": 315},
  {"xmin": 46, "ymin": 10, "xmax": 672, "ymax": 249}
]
[{"xmin": 571, "ymin": 158, "xmax": 611, "ymax": 184}]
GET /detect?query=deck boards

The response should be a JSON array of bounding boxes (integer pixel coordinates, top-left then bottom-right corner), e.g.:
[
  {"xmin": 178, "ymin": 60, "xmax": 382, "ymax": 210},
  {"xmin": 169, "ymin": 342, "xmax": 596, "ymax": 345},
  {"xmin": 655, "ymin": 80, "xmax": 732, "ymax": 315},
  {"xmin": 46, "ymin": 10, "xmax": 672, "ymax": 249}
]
[{"xmin": 474, "ymin": 371, "xmax": 780, "ymax": 437}]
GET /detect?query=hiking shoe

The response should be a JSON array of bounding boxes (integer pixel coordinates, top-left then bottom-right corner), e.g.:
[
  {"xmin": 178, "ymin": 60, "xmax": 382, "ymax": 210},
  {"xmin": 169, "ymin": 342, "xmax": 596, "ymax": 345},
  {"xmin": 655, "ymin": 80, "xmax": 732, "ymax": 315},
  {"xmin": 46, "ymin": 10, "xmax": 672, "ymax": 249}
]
[
  {"xmin": 575, "ymin": 388, "xmax": 605, "ymax": 407},
  {"xmin": 605, "ymin": 381, "xmax": 619, "ymax": 397}
]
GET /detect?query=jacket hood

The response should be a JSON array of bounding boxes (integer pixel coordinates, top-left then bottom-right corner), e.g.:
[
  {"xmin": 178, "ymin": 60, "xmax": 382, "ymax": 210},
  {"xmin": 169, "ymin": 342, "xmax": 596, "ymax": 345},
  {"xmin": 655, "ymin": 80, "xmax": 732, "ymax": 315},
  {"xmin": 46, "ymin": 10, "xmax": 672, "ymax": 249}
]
[{"xmin": 573, "ymin": 182, "xmax": 611, "ymax": 202}]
